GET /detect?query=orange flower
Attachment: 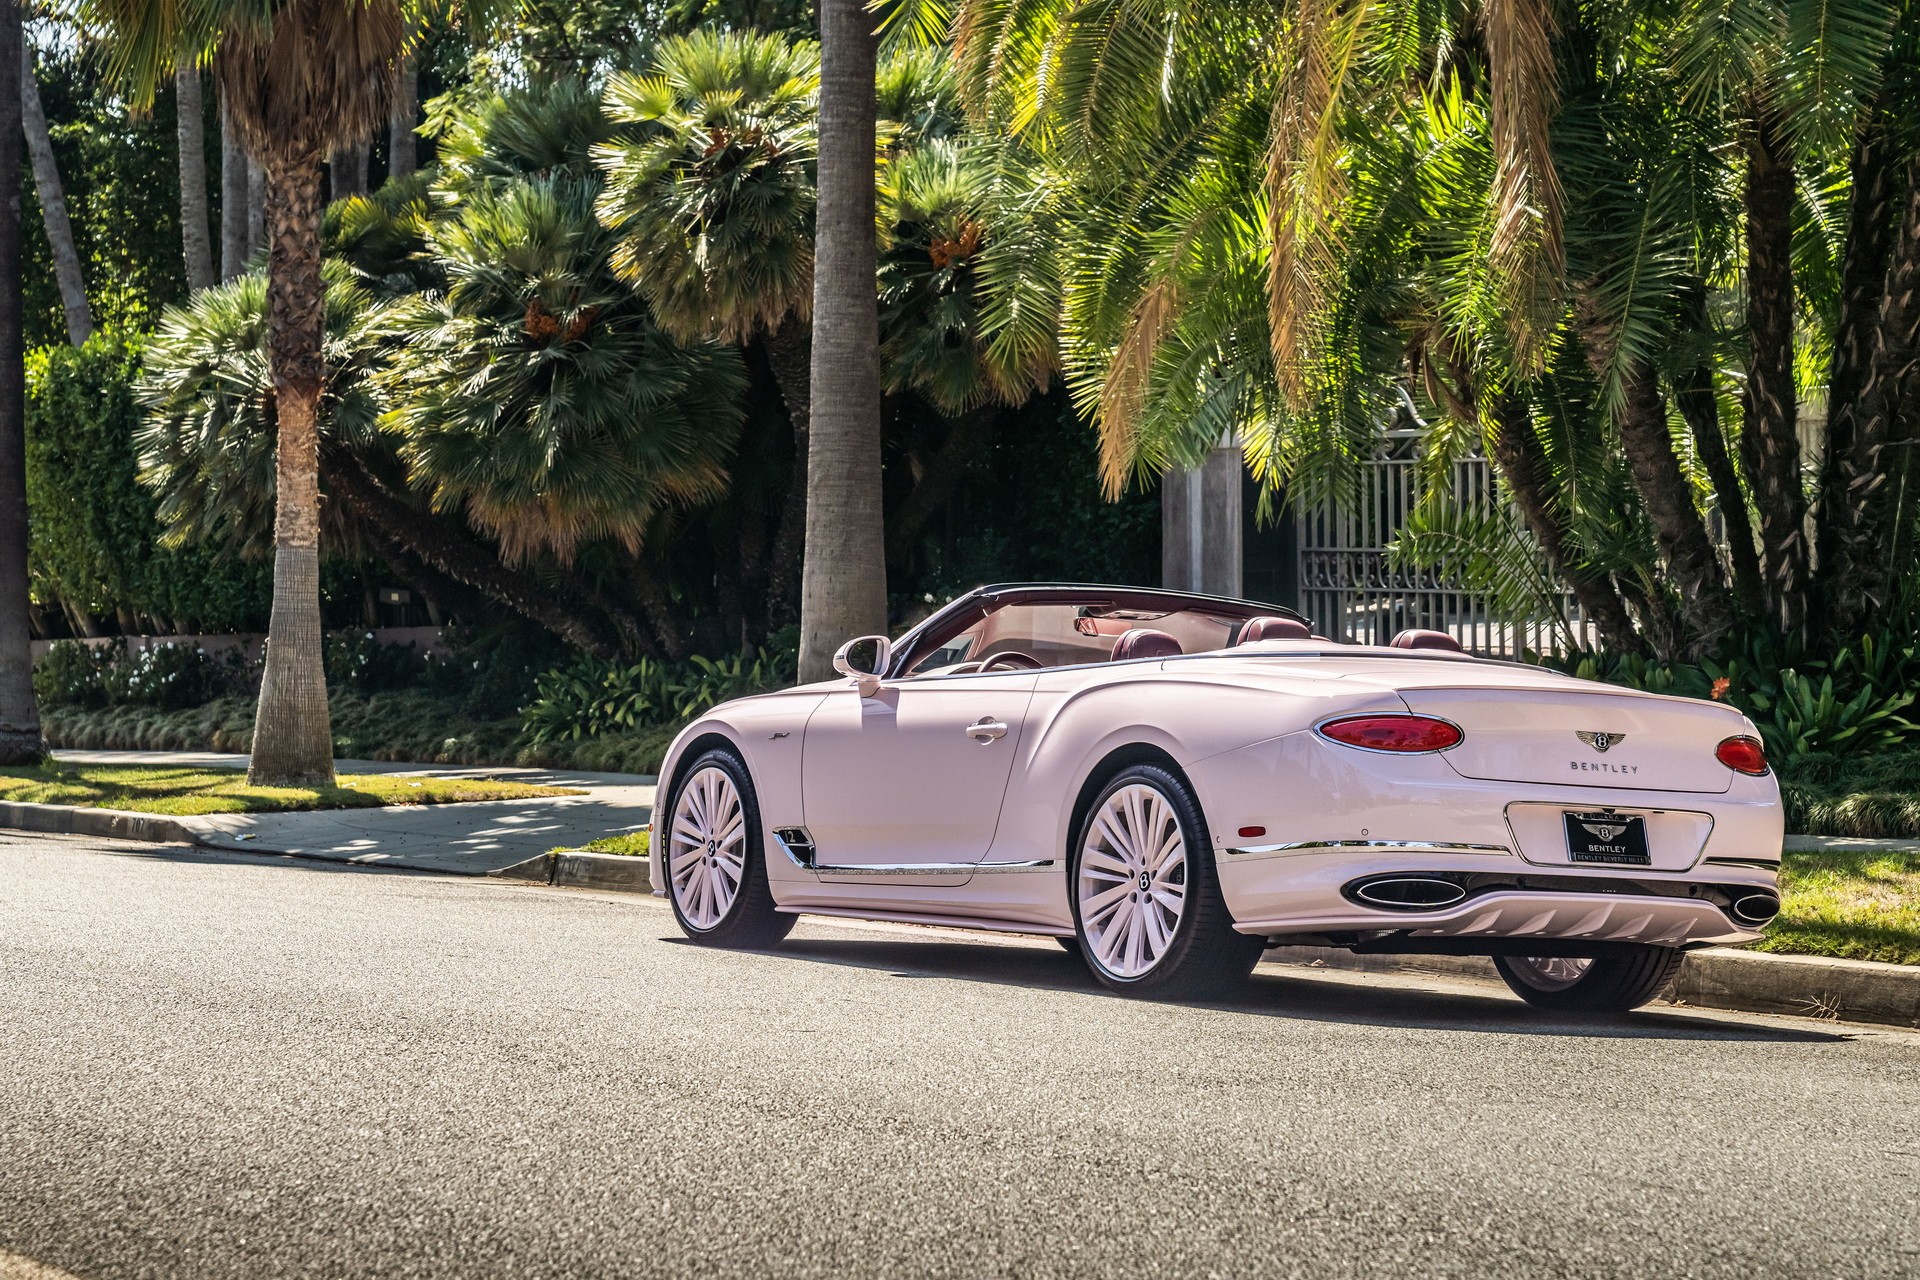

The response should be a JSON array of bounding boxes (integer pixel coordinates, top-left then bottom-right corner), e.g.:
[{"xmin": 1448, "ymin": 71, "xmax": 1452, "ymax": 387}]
[{"xmin": 1711, "ymin": 676, "xmax": 1731, "ymax": 701}]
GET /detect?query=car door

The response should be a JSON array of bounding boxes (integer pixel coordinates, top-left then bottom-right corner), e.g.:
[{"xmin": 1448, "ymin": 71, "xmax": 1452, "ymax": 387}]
[{"xmin": 799, "ymin": 671, "xmax": 1039, "ymax": 875}]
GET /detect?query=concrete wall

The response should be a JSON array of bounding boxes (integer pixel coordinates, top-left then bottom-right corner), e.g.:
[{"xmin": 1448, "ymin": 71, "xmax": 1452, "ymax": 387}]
[{"xmin": 1161, "ymin": 446, "xmax": 1244, "ymax": 597}]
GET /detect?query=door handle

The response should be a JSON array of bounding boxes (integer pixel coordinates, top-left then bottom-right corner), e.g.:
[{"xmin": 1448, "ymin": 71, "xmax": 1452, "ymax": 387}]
[{"xmin": 967, "ymin": 717, "xmax": 1009, "ymax": 743}]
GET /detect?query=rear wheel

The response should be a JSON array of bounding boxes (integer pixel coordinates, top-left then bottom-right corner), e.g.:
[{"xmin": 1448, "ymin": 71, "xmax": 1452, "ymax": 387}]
[
  {"xmin": 1069, "ymin": 764, "xmax": 1262, "ymax": 998},
  {"xmin": 664, "ymin": 749, "xmax": 793, "ymax": 949},
  {"xmin": 1492, "ymin": 946, "xmax": 1685, "ymax": 1013}
]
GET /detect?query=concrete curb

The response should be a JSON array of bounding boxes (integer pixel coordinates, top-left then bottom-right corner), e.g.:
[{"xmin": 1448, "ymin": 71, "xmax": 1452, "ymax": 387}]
[
  {"xmin": 491, "ymin": 850, "xmax": 653, "ymax": 894},
  {"xmin": 1266, "ymin": 945, "xmax": 1920, "ymax": 1028},
  {"xmin": 0, "ymin": 801, "xmax": 196, "ymax": 847}
]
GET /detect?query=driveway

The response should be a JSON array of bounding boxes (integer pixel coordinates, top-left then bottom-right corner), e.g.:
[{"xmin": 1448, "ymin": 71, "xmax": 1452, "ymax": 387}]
[{"xmin": 4, "ymin": 832, "xmax": 1918, "ymax": 1278}]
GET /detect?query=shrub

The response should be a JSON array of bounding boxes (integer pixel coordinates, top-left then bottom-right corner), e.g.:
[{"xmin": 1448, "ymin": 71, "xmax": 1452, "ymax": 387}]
[
  {"xmin": 519, "ymin": 642, "xmax": 797, "ymax": 745},
  {"xmin": 33, "ymin": 640, "xmax": 116, "ymax": 708},
  {"xmin": 325, "ymin": 631, "xmax": 433, "ymax": 695}
]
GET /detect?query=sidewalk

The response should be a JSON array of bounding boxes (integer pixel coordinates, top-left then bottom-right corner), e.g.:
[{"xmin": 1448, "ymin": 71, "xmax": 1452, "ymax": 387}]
[{"xmin": 33, "ymin": 750, "xmax": 655, "ymax": 876}]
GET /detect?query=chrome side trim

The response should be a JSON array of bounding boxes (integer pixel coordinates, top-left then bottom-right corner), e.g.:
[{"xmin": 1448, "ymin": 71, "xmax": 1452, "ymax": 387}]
[
  {"xmin": 1224, "ymin": 839, "xmax": 1511, "ymax": 857},
  {"xmin": 812, "ymin": 858, "xmax": 1056, "ymax": 877}
]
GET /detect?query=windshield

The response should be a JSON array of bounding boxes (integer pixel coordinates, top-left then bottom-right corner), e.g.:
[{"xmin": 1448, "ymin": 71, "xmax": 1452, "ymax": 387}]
[{"xmin": 909, "ymin": 601, "xmax": 1255, "ymax": 675}]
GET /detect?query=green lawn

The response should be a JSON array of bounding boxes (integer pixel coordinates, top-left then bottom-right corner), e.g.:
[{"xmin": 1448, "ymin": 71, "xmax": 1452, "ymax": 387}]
[
  {"xmin": 577, "ymin": 831, "xmax": 649, "ymax": 857},
  {"xmin": 0, "ymin": 763, "xmax": 579, "ymax": 816},
  {"xmin": 1756, "ymin": 848, "xmax": 1920, "ymax": 967}
]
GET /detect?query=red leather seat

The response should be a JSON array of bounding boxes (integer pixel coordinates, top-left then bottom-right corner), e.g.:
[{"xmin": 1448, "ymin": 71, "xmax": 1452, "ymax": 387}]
[
  {"xmin": 1234, "ymin": 616, "xmax": 1312, "ymax": 644},
  {"xmin": 1390, "ymin": 629, "xmax": 1464, "ymax": 652},
  {"xmin": 1110, "ymin": 628, "xmax": 1182, "ymax": 661}
]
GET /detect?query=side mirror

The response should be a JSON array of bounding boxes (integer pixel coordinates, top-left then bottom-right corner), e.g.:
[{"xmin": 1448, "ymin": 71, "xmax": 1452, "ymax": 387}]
[{"xmin": 832, "ymin": 635, "xmax": 892, "ymax": 698}]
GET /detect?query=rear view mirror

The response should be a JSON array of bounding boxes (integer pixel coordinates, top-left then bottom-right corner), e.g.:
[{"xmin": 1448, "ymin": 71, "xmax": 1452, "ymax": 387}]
[{"xmin": 832, "ymin": 635, "xmax": 892, "ymax": 697}]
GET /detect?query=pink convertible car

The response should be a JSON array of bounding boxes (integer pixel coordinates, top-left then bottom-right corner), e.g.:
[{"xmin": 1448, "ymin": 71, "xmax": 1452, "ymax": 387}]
[{"xmin": 649, "ymin": 584, "xmax": 1782, "ymax": 1011}]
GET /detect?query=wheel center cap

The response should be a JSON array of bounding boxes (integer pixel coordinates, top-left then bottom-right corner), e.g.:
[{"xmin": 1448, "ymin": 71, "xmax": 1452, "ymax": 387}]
[{"xmin": 1138, "ymin": 870, "xmax": 1151, "ymax": 892}]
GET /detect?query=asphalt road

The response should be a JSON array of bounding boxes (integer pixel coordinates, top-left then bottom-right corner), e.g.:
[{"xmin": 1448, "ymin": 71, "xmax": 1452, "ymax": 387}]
[{"xmin": 4, "ymin": 834, "xmax": 1919, "ymax": 1280}]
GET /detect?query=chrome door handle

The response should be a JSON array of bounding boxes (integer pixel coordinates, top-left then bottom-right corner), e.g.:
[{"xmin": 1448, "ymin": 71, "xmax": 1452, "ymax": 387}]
[{"xmin": 967, "ymin": 718, "xmax": 1009, "ymax": 743}]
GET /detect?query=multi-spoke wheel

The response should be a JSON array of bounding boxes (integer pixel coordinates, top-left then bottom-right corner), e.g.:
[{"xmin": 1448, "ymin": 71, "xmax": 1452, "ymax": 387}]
[
  {"xmin": 1068, "ymin": 764, "xmax": 1261, "ymax": 997},
  {"xmin": 1492, "ymin": 946, "xmax": 1685, "ymax": 1013},
  {"xmin": 664, "ymin": 748, "xmax": 793, "ymax": 948}
]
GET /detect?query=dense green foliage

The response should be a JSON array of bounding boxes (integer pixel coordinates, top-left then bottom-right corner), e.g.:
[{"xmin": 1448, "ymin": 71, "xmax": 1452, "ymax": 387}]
[{"xmin": 26, "ymin": 333, "xmax": 272, "ymax": 632}]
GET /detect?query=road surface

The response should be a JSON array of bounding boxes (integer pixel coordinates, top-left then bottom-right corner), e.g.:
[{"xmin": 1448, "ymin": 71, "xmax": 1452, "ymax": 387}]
[{"xmin": 4, "ymin": 833, "xmax": 1918, "ymax": 1278}]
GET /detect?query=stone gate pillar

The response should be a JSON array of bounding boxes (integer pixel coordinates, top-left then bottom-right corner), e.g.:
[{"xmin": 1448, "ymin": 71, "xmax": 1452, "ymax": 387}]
[{"xmin": 1161, "ymin": 445, "xmax": 1243, "ymax": 597}]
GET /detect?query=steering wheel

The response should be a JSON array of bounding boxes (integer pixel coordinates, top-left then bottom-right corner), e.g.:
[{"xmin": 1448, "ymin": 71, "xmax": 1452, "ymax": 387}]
[{"xmin": 979, "ymin": 651, "xmax": 1043, "ymax": 673}]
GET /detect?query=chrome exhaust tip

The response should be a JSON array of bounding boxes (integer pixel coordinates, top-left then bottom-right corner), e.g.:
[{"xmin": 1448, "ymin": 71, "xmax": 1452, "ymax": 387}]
[
  {"xmin": 1351, "ymin": 876, "xmax": 1469, "ymax": 910},
  {"xmin": 1729, "ymin": 892, "xmax": 1781, "ymax": 926}
]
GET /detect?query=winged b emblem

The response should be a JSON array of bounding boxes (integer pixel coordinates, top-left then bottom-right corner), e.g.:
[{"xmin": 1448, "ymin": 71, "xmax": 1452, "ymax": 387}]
[
  {"xmin": 1576, "ymin": 730, "xmax": 1626, "ymax": 753},
  {"xmin": 1579, "ymin": 819, "xmax": 1630, "ymax": 841}
]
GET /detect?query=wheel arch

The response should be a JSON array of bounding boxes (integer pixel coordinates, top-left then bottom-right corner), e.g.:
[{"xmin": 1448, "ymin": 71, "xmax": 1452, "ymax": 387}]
[
  {"xmin": 659, "ymin": 730, "xmax": 746, "ymax": 813},
  {"xmin": 1062, "ymin": 742, "xmax": 1197, "ymax": 867}
]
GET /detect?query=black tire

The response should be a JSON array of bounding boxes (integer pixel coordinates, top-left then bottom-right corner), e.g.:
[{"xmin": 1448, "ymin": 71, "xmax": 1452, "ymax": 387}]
[
  {"xmin": 1067, "ymin": 763, "xmax": 1263, "ymax": 999},
  {"xmin": 1492, "ymin": 946, "xmax": 1685, "ymax": 1013},
  {"xmin": 663, "ymin": 748, "xmax": 794, "ymax": 949}
]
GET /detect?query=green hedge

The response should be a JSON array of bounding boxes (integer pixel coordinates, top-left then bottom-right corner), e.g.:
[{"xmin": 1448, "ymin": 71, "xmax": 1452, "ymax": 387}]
[{"xmin": 27, "ymin": 331, "xmax": 271, "ymax": 632}]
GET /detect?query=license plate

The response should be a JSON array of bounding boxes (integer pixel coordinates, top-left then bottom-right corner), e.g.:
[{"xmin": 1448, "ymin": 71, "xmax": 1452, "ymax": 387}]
[{"xmin": 1563, "ymin": 811, "xmax": 1650, "ymax": 865}]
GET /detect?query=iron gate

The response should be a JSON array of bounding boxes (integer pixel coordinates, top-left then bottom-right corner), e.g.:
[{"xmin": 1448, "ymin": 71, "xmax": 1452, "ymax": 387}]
[{"xmin": 1292, "ymin": 440, "xmax": 1592, "ymax": 657}]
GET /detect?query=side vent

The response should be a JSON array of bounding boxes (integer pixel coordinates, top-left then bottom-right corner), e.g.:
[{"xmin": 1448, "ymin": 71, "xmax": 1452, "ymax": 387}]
[{"xmin": 773, "ymin": 827, "xmax": 817, "ymax": 868}]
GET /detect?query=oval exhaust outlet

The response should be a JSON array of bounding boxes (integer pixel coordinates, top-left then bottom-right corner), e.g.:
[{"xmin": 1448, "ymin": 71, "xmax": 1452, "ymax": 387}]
[
  {"xmin": 1352, "ymin": 877, "xmax": 1468, "ymax": 909},
  {"xmin": 1730, "ymin": 892, "xmax": 1780, "ymax": 925}
]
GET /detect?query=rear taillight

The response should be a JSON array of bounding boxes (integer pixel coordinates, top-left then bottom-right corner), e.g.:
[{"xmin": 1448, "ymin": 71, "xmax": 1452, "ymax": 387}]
[
  {"xmin": 1317, "ymin": 714, "xmax": 1463, "ymax": 753},
  {"xmin": 1716, "ymin": 735, "xmax": 1769, "ymax": 775}
]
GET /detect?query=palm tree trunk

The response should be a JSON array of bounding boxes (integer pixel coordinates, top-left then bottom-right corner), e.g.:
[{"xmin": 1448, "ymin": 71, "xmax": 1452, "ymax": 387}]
[
  {"xmin": 173, "ymin": 65, "xmax": 215, "ymax": 293},
  {"xmin": 1740, "ymin": 109, "xmax": 1806, "ymax": 631},
  {"xmin": 1818, "ymin": 108, "xmax": 1895, "ymax": 584},
  {"xmin": 761, "ymin": 320, "xmax": 810, "ymax": 627},
  {"xmin": 1828, "ymin": 153, "xmax": 1920, "ymax": 636},
  {"xmin": 0, "ymin": 4, "xmax": 42, "ymax": 763},
  {"xmin": 19, "ymin": 43, "xmax": 90, "ymax": 345},
  {"xmin": 322, "ymin": 447, "xmax": 624, "ymax": 659},
  {"xmin": 219, "ymin": 98, "xmax": 248, "ymax": 278},
  {"xmin": 246, "ymin": 156, "xmax": 266, "ymax": 258},
  {"xmin": 1616, "ymin": 358, "xmax": 1734, "ymax": 656},
  {"xmin": 248, "ymin": 149, "xmax": 334, "ymax": 787},
  {"xmin": 799, "ymin": 0, "xmax": 888, "ymax": 681},
  {"xmin": 329, "ymin": 144, "xmax": 368, "ymax": 200},
  {"xmin": 1485, "ymin": 395, "xmax": 1642, "ymax": 655},
  {"xmin": 388, "ymin": 61, "xmax": 417, "ymax": 180},
  {"xmin": 1674, "ymin": 363, "xmax": 1764, "ymax": 620}
]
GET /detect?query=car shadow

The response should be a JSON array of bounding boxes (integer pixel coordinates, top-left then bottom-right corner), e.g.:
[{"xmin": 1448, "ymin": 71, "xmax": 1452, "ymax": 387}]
[{"xmin": 729, "ymin": 934, "xmax": 1849, "ymax": 1044}]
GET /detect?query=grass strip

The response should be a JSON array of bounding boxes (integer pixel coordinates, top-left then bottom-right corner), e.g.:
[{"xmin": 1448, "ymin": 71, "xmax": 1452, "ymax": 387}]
[
  {"xmin": 1756, "ymin": 848, "xmax": 1920, "ymax": 967},
  {"xmin": 0, "ymin": 763, "xmax": 580, "ymax": 817}
]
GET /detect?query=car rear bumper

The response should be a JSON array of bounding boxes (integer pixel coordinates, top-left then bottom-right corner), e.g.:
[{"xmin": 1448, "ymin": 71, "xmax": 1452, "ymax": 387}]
[{"xmin": 1216, "ymin": 843, "xmax": 1775, "ymax": 948}]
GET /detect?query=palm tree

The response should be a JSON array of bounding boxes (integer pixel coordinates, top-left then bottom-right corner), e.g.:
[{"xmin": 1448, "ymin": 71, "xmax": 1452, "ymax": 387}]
[
  {"xmin": 595, "ymin": 31, "xmax": 820, "ymax": 624},
  {"xmin": 21, "ymin": 43, "xmax": 93, "ymax": 343},
  {"xmin": 92, "ymin": 0, "xmax": 415, "ymax": 784},
  {"xmin": 878, "ymin": 137, "xmax": 1050, "ymax": 561},
  {"xmin": 175, "ymin": 64, "xmax": 216, "ymax": 292},
  {"xmin": 382, "ymin": 175, "xmax": 747, "ymax": 657},
  {"xmin": 0, "ymin": 0, "xmax": 42, "ymax": 763},
  {"xmin": 804, "ymin": 0, "xmax": 888, "ymax": 676}
]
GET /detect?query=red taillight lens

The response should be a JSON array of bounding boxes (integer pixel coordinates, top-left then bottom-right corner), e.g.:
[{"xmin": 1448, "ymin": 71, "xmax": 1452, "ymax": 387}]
[
  {"xmin": 1716, "ymin": 735, "xmax": 1769, "ymax": 775},
  {"xmin": 1318, "ymin": 714, "xmax": 1463, "ymax": 753}
]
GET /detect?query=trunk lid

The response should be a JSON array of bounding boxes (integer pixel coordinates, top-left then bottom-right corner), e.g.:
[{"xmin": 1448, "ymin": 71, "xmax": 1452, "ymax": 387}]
[{"xmin": 1399, "ymin": 684, "xmax": 1744, "ymax": 794}]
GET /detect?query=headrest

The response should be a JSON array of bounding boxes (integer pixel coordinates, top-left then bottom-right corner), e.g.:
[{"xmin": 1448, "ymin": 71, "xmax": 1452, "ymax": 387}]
[
  {"xmin": 1389, "ymin": 629, "xmax": 1464, "ymax": 653},
  {"xmin": 1234, "ymin": 616, "xmax": 1312, "ymax": 645},
  {"xmin": 1111, "ymin": 628, "xmax": 1183, "ymax": 661}
]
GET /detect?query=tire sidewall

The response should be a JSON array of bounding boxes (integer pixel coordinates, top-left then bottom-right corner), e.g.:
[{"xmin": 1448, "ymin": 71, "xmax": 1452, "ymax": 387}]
[
  {"xmin": 665, "ymin": 748, "xmax": 763, "ymax": 939},
  {"xmin": 1068, "ymin": 764, "xmax": 1214, "ymax": 991}
]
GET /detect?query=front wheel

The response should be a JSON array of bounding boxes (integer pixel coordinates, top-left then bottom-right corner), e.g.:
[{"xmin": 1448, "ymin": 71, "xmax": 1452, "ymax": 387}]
[
  {"xmin": 664, "ymin": 748, "xmax": 794, "ymax": 949},
  {"xmin": 1069, "ymin": 764, "xmax": 1262, "ymax": 999},
  {"xmin": 1492, "ymin": 946, "xmax": 1685, "ymax": 1013}
]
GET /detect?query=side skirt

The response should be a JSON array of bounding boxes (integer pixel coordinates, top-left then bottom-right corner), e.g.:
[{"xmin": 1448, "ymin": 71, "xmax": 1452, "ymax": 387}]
[{"xmin": 773, "ymin": 903, "xmax": 1077, "ymax": 939}]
